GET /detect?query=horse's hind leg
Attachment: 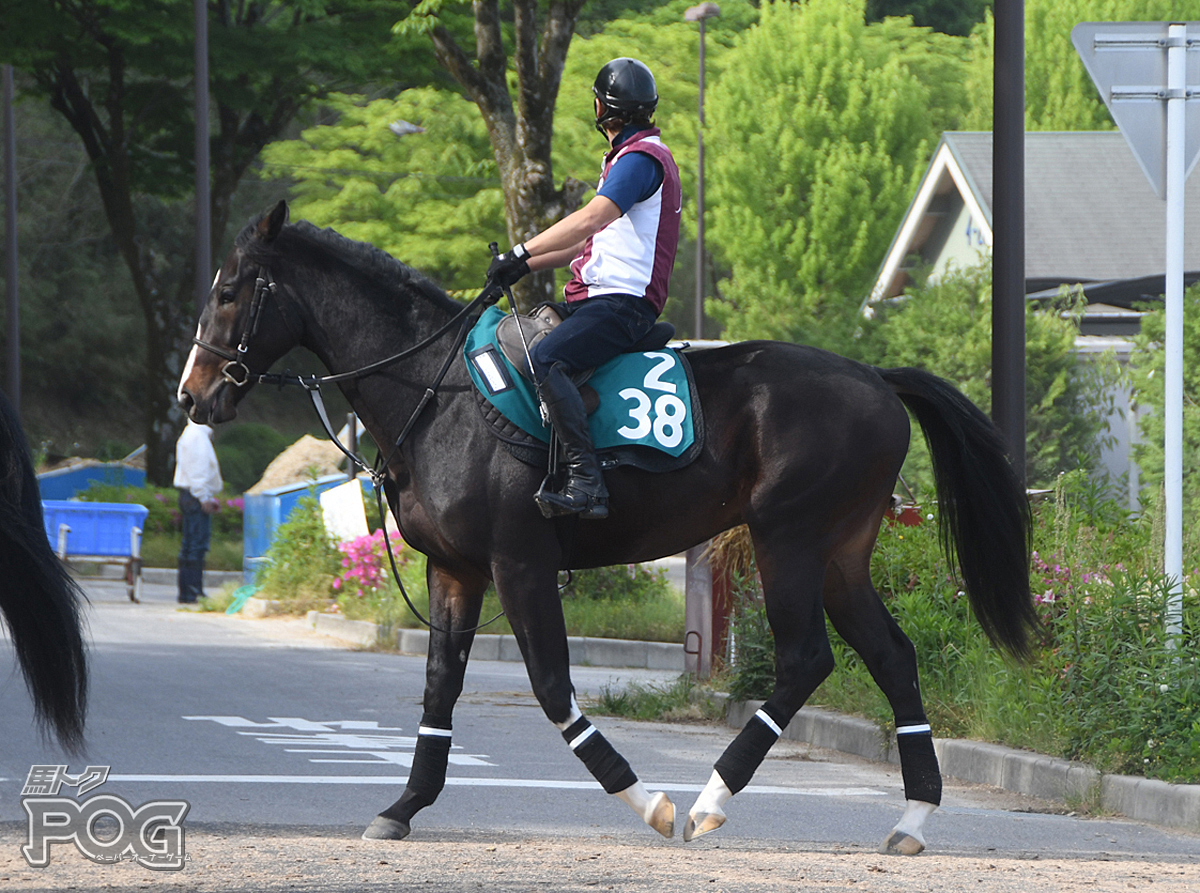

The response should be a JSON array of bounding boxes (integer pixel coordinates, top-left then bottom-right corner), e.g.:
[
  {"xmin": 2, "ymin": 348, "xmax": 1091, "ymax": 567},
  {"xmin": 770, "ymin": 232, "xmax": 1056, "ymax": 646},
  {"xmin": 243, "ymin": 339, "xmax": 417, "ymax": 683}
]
[
  {"xmin": 685, "ymin": 546, "xmax": 835, "ymax": 841},
  {"xmin": 494, "ymin": 560, "xmax": 674, "ymax": 838},
  {"xmin": 823, "ymin": 544, "xmax": 941, "ymax": 855},
  {"xmin": 363, "ymin": 562, "xmax": 489, "ymax": 841}
]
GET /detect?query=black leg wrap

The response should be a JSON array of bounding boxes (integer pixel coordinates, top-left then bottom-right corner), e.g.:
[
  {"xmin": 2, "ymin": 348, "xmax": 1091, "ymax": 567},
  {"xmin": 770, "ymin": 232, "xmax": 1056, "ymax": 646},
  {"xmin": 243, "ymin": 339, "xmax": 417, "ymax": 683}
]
[
  {"xmin": 381, "ymin": 716, "xmax": 452, "ymax": 822},
  {"xmin": 562, "ymin": 717, "xmax": 637, "ymax": 795},
  {"xmin": 897, "ymin": 729, "xmax": 942, "ymax": 806},
  {"xmin": 714, "ymin": 707, "xmax": 785, "ymax": 795}
]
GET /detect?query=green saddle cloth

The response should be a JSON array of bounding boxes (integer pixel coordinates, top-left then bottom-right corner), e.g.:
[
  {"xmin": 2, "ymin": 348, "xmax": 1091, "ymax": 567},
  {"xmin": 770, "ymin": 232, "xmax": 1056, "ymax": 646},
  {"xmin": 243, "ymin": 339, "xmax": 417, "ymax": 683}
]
[{"xmin": 464, "ymin": 305, "xmax": 695, "ymax": 457}]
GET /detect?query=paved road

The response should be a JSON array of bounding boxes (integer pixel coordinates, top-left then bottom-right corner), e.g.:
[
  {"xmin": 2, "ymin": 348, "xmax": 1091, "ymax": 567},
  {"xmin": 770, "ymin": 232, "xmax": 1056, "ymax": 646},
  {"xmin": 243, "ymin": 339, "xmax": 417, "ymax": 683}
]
[{"xmin": 1, "ymin": 577, "xmax": 1199, "ymax": 891}]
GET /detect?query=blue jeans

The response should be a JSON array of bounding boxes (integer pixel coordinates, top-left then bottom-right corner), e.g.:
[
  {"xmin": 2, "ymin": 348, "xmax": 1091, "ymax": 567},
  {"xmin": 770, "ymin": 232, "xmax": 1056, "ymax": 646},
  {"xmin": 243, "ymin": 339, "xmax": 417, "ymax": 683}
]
[
  {"xmin": 529, "ymin": 294, "xmax": 657, "ymax": 380},
  {"xmin": 178, "ymin": 490, "xmax": 212, "ymax": 563}
]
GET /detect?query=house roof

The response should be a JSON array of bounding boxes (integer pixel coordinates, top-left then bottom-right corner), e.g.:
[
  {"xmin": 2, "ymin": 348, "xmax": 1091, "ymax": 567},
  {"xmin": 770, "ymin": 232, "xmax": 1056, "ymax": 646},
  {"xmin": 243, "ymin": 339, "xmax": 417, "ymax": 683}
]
[{"xmin": 870, "ymin": 131, "xmax": 1200, "ymax": 303}]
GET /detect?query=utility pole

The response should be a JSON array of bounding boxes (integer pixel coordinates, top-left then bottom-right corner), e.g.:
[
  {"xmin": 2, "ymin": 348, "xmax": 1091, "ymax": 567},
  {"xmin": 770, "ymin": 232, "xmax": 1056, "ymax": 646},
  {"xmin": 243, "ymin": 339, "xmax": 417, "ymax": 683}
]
[{"xmin": 992, "ymin": 0, "xmax": 1026, "ymax": 484}]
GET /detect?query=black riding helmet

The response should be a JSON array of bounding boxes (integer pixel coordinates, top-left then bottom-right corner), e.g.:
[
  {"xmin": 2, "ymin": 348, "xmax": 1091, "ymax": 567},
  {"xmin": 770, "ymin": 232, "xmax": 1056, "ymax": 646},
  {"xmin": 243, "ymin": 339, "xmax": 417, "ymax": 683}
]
[{"xmin": 592, "ymin": 58, "xmax": 658, "ymax": 134}]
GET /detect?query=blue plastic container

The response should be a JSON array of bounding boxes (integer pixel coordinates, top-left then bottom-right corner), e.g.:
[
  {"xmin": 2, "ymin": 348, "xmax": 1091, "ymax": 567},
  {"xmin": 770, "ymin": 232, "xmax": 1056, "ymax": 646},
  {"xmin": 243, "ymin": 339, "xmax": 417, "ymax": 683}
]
[
  {"xmin": 41, "ymin": 501, "xmax": 150, "ymax": 558},
  {"xmin": 37, "ymin": 464, "xmax": 146, "ymax": 500},
  {"xmin": 241, "ymin": 474, "xmax": 364, "ymax": 584}
]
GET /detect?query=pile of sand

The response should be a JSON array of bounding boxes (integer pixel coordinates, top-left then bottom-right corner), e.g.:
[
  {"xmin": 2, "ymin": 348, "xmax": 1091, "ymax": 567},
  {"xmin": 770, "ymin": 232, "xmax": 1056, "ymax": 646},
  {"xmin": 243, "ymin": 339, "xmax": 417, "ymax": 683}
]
[{"xmin": 246, "ymin": 434, "xmax": 346, "ymax": 493}]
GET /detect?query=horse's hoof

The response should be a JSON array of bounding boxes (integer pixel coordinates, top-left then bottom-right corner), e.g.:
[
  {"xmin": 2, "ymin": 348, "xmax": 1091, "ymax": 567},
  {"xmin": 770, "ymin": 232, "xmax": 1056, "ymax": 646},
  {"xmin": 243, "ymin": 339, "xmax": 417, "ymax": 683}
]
[
  {"xmin": 362, "ymin": 816, "xmax": 411, "ymax": 840},
  {"xmin": 879, "ymin": 830, "xmax": 924, "ymax": 855},
  {"xmin": 682, "ymin": 810, "xmax": 725, "ymax": 842},
  {"xmin": 646, "ymin": 791, "xmax": 674, "ymax": 838}
]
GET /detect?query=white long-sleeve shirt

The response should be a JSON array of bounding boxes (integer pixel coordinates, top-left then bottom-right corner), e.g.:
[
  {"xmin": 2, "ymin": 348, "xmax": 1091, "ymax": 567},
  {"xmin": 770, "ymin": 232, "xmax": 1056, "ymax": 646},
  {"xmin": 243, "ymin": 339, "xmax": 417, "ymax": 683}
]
[{"xmin": 173, "ymin": 420, "xmax": 223, "ymax": 502}]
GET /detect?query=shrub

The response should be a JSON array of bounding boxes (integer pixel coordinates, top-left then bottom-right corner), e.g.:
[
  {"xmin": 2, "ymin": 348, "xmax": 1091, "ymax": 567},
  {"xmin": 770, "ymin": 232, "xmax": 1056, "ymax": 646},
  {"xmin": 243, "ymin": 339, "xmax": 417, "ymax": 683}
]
[
  {"xmin": 213, "ymin": 423, "xmax": 293, "ymax": 493},
  {"xmin": 564, "ymin": 564, "xmax": 671, "ymax": 603},
  {"xmin": 722, "ymin": 475, "xmax": 1200, "ymax": 783},
  {"xmin": 78, "ymin": 482, "xmax": 243, "ymax": 540},
  {"xmin": 255, "ymin": 496, "xmax": 342, "ymax": 609},
  {"xmin": 858, "ymin": 261, "xmax": 1117, "ymax": 490}
]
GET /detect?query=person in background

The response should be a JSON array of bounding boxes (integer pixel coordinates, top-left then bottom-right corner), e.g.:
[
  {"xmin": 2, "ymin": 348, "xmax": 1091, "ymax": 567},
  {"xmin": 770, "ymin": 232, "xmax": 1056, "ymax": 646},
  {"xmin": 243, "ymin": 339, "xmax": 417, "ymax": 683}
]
[{"xmin": 173, "ymin": 419, "xmax": 222, "ymax": 604}]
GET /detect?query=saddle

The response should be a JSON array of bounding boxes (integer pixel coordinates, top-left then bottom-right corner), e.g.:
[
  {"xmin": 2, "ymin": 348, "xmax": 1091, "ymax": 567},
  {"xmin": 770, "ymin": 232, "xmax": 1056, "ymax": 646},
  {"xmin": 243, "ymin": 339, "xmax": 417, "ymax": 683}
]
[{"xmin": 496, "ymin": 304, "xmax": 677, "ymax": 382}]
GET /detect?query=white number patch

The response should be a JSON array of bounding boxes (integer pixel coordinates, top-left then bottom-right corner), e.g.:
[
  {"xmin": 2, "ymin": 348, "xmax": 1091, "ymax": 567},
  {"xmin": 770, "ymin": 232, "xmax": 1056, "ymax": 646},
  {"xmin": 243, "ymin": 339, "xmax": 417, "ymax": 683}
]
[{"xmin": 615, "ymin": 353, "xmax": 688, "ymax": 448}]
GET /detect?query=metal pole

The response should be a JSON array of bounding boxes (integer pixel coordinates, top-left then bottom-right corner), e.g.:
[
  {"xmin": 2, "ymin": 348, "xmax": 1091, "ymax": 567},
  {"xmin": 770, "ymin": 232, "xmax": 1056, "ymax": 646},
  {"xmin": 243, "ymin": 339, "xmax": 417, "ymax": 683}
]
[
  {"xmin": 992, "ymin": 0, "xmax": 1026, "ymax": 484},
  {"xmin": 1163, "ymin": 22, "xmax": 1186, "ymax": 641},
  {"xmin": 194, "ymin": 0, "xmax": 210, "ymax": 313},
  {"xmin": 694, "ymin": 19, "xmax": 706, "ymax": 341},
  {"xmin": 3, "ymin": 64, "xmax": 18, "ymax": 412}
]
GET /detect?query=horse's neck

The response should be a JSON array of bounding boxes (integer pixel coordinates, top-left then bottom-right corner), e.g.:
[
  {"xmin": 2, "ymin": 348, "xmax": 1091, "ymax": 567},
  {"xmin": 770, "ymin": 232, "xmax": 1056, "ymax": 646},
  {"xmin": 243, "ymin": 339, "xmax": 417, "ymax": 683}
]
[{"xmin": 294, "ymin": 273, "xmax": 458, "ymax": 466}]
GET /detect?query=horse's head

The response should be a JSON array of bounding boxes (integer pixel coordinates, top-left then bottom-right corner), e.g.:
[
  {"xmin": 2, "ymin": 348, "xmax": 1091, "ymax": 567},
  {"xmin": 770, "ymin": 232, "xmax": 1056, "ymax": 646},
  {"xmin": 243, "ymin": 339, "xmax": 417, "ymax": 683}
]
[{"xmin": 178, "ymin": 201, "xmax": 299, "ymax": 423}]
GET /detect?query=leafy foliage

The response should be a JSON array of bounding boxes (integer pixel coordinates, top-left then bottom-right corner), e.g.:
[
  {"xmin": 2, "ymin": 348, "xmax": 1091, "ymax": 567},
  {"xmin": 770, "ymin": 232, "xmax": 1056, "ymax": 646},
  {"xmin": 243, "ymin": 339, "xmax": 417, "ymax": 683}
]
[
  {"xmin": 260, "ymin": 89, "xmax": 505, "ymax": 294},
  {"xmin": 727, "ymin": 477, "xmax": 1200, "ymax": 783},
  {"xmin": 1126, "ymin": 283, "xmax": 1200, "ymax": 546},
  {"xmin": 963, "ymin": 0, "xmax": 1200, "ymax": 130},
  {"xmin": 859, "ymin": 261, "xmax": 1116, "ymax": 489},
  {"xmin": 865, "ymin": 0, "xmax": 990, "ymax": 37},
  {"xmin": 256, "ymin": 496, "xmax": 343, "ymax": 607},
  {"xmin": 213, "ymin": 424, "xmax": 293, "ymax": 493},
  {"xmin": 704, "ymin": 0, "xmax": 970, "ymax": 349}
]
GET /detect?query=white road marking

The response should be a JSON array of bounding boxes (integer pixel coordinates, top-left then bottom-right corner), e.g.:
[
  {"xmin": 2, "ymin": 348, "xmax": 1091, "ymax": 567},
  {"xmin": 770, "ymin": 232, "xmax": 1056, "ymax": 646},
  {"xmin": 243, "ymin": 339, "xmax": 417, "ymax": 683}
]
[{"xmin": 103, "ymin": 775, "xmax": 885, "ymax": 796}]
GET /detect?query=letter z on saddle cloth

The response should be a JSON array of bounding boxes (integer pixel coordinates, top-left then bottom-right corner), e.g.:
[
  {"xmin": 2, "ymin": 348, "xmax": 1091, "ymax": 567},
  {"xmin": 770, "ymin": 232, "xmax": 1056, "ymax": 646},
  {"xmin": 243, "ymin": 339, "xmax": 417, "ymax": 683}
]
[{"xmin": 464, "ymin": 305, "xmax": 704, "ymax": 472}]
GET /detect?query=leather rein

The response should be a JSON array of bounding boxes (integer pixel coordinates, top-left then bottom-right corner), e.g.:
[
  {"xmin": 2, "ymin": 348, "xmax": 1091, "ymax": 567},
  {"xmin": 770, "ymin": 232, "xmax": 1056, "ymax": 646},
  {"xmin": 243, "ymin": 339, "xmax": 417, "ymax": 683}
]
[{"xmin": 190, "ymin": 262, "xmax": 506, "ymax": 633}]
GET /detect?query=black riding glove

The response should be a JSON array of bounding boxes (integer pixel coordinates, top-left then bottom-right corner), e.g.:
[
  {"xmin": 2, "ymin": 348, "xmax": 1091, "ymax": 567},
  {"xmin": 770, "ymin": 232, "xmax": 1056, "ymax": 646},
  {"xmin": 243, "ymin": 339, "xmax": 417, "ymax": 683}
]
[{"xmin": 487, "ymin": 243, "xmax": 531, "ymax": 289}]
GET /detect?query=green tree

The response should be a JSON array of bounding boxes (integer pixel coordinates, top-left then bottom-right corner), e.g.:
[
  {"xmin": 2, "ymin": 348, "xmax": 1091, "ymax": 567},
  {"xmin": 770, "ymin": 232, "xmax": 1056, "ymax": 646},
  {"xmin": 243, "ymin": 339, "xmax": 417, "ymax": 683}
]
[
  {"xmin": 1, "ymin": 1, "xmax": 422, "ymax": 483},
  {"xmin": 963, "ymin": 0, "xmax": 1200, "ymax": 130},
  {"xmin": 260, "ymin": 89, "xmax": 505, "ymax": 294},
  {"xmin": 866, "ymin": 0, "xmax": 991, "ymax": 37},
  {"xmin": 0, "ymin": 90, "xmax": 145, "ymax": 454},
  {"xmin": 1127, "ymin": 285, "xmax": 1200, "ymax": 538},
  {"xmin": 704, "ymin": 0, "xmax": 970, "ymax": 350},
  {"xmin": 263, "ymin": 3, "xmax": 758, "ymax": 313},
  {"xmin": 860, "ymin": 261, "xmax": 1111, "ymax": 489},
  {"xmin": 395, "ymin": 0, "xmax": 593, "ymax": 311}
]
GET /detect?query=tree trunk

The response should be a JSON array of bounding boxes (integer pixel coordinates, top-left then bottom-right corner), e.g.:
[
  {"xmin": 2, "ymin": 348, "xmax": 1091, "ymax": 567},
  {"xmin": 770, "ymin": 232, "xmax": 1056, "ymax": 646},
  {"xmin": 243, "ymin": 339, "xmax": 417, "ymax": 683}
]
[{"xmin": 426, "ymin": 0, "xmax": 588, "ymax": 313}]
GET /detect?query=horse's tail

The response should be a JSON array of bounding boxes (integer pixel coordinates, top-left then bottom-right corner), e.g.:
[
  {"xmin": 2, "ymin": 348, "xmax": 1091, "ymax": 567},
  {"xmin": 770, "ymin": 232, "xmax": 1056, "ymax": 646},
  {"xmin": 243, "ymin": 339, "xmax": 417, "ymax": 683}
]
[
  {"xmin": 0, "ymin": 392, "xmax": 89, "ymax": 752},
  {"xmin": 878, "ymin": 366, "xmax": 1038, "ymax": 659}
]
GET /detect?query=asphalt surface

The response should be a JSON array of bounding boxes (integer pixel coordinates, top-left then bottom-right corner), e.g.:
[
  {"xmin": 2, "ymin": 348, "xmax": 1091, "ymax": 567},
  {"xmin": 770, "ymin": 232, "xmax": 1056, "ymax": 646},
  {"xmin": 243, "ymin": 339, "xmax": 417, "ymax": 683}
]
[{"xmin": 2, "ymin": 575, "xmax": 1200, "ymax": 890}]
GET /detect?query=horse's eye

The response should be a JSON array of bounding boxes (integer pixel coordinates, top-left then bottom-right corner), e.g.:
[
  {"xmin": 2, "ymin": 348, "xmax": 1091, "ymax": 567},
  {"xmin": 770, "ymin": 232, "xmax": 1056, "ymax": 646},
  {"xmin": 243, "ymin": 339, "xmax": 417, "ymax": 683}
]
[{"xmin": 218, "ymin": 288, "xmax": 236, "ymax": 305}]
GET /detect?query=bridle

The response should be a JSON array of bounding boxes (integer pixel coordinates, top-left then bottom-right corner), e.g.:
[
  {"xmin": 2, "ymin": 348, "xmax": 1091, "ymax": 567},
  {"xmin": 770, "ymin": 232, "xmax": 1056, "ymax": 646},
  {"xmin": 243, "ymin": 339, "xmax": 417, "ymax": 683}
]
[
  {"xmin": 188, "ymin": 256, "xmax": 508, "ymax": 634},
  {"xmin": 192, "ymin": 269, "xmax": 277, "ymax": 389}
]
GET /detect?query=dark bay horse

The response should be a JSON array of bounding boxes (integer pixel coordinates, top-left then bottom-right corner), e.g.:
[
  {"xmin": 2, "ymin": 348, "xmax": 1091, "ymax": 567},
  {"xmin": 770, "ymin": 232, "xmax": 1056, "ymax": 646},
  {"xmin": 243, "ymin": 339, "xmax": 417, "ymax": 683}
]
[
  {"xmin": 179, "ymin": 202, "xmax": 1037, "ymax": 854},
  {"xmin": 0, "ymin": 389, "xmax": 89, "ymax": 754}
]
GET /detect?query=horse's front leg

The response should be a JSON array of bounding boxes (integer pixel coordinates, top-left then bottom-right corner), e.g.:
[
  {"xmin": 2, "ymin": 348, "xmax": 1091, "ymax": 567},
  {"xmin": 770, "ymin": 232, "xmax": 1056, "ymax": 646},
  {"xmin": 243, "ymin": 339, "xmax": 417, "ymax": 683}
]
[
  {"xmin": 362, "ymin": 560, "xmax": 489, "ymax": 841},
  {"xmin": 494, "ymin": 557, "xmax": 675, "ymax": 838}
]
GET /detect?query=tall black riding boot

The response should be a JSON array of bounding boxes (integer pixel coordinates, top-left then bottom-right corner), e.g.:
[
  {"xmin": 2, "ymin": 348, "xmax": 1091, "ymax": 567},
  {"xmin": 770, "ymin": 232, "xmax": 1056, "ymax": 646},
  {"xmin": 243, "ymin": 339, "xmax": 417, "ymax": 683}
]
[{"xmin": 534, "ymin": 364, "xmax": 609, "ymax": 520}]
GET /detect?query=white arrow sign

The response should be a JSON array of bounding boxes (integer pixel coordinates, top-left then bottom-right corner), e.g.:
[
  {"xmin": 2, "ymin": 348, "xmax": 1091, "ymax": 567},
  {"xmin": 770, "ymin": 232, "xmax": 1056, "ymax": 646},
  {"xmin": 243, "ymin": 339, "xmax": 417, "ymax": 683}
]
[{"xmin": 1071, "ymin": 21, "xmax": 1200, "ymax": 198}]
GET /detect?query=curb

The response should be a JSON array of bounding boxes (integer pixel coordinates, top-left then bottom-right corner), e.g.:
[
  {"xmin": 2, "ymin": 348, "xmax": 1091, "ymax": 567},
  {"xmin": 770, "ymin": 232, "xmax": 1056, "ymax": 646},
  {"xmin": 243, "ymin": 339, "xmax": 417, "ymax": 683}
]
[
  {"xmin": 303, "ymin": 611, "xmax": 685, "ymax": 671},
  {"xmin": 727, "ymin": 699, "xmax": 1200, "ymax": 833},
  {"xmin": 94, "ymin": 565, "xmax": 245, "ymax": 588}
]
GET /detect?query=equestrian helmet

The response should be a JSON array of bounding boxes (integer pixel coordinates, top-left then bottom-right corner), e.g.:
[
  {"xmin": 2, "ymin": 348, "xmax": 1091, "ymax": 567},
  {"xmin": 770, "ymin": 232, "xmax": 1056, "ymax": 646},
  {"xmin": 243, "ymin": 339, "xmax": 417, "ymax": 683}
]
[{"xmin": 593, "ymin": 58, "xmax": 658, "ymax": 132}]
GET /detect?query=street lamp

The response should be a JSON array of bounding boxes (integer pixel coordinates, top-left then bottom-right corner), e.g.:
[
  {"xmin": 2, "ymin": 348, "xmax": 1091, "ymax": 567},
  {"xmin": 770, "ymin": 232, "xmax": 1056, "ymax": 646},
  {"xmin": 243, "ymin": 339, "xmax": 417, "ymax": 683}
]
[{"xmin": 685, "ymin": 2, "xmax": 719, "ymax": 341}]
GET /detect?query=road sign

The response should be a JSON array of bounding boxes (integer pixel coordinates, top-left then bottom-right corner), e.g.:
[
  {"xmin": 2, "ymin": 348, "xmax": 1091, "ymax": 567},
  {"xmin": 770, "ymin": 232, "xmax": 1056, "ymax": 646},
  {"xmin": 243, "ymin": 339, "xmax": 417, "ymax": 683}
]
[
  {"xmin": 1074, "ymin": 22, "xmax": 1200, "ymax": 641},
  {"xmin": 1071, "ymin": 21, "xmax": 1200, "ymax": 198}
]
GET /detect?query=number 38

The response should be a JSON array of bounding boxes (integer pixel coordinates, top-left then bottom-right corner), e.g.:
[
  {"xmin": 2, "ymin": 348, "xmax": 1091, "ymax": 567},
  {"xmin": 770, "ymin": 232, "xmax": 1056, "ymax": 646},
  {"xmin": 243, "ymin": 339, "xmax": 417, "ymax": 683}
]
[{"xmin": 617, "ymin": 353, "xmax": 688, "ymax": 449}]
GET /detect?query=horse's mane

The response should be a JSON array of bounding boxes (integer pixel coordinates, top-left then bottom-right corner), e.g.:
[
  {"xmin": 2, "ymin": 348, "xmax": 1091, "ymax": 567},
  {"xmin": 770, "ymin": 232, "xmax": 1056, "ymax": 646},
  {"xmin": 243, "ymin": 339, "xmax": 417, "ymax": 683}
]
[{"xmin": 236, "ymin": 215, "xmax": 459, "ymax": 312}]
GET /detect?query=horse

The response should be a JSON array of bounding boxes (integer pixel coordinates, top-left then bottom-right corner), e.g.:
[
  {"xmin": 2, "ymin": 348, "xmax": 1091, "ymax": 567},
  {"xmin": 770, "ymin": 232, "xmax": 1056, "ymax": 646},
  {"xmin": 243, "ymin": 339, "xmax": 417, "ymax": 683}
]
[
  {"xmin": 0, "ymin": 388, "xmax": 89, "ymax": 754},
  {"xmin": 179, "ymin": 201, "xmax": 1037, "ymax": 854}
]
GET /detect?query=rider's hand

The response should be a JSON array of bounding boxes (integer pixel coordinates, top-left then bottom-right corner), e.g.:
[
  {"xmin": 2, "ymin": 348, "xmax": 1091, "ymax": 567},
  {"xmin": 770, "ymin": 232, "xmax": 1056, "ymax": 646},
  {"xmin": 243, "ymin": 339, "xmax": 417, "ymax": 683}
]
[{"xmin": 487, "ymin": 243, "xmax": 531, "ymax": 288}]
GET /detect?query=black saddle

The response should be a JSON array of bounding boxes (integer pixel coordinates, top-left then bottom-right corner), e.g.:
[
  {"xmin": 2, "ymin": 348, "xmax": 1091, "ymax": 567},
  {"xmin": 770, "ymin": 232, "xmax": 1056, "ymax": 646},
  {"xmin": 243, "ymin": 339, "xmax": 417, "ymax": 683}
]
[{"xmin": 495, "ymin": 304, "xmax": 676, "ymax": 382}]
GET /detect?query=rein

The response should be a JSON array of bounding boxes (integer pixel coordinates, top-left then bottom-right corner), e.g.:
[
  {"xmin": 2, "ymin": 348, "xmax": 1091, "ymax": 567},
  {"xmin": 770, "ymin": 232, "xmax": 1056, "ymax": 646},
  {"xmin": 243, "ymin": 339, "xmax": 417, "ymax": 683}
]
[{"xmin": 191, "ymin": 263, "xmax": 507, "ymax": 634}]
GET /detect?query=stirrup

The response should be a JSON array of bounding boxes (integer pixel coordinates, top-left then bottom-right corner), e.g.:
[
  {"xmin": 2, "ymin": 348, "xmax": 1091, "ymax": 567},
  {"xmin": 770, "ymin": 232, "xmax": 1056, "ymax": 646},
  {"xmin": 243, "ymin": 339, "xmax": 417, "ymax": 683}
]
[{"xmin": 534, "ymin": 476, "xmax": 608, "ymax": 520}]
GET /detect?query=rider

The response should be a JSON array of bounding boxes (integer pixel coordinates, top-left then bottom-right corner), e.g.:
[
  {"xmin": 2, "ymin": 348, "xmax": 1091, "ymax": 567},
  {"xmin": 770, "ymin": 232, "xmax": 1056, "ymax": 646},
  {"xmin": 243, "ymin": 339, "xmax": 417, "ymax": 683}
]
[{"xmin": 487, "ymin": 57, "xmax": 681, "ymax": 521}]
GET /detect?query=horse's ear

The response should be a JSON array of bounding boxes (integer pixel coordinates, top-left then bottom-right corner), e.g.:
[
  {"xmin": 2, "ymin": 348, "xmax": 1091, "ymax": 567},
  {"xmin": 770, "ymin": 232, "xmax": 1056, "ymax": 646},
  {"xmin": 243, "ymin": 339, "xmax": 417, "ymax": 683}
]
[{"xmin": 256, "ymin": 200, "xmax": 289, "ymax": 243}]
